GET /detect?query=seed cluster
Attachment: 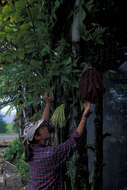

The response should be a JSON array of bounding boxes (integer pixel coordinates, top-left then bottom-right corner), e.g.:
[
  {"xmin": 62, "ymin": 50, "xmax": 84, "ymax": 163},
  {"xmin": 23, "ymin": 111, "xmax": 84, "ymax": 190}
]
[{"xmin": 79, "ymin": 68, "xmax": 105, "ymax": 103}]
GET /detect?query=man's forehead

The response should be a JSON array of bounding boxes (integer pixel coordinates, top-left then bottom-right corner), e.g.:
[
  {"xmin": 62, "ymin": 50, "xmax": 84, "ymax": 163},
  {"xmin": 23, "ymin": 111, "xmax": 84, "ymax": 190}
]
[{"xmin": 40, "ymin": 125, "xmax": 48, "ymax": 130}]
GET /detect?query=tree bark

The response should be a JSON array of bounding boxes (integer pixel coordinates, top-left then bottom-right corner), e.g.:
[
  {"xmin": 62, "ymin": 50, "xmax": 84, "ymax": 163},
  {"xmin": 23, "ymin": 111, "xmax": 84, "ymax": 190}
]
[
  {"xmin": 72, "ymin": 0, "xmax": 90, "ymax": 189},
  {"xmin": 93, "ymin": 96, "xmax": 103, "ymax": 190},
  {"xmin": 75, "ymin": 125, "xmax": 90, "ymax": 190}
]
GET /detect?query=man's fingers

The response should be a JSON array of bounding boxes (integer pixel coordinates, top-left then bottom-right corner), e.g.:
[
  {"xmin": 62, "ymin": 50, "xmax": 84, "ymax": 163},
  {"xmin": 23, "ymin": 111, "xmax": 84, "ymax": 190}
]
[
  {"xmin": 84, "ymin": 101, "xmax": 91, "ymax": 108},
  {"xmin": 50, "ymin": 93, "xmax": 54, "ymax": 99},
  {"xmin": 44, "ymin": 92, "xmax": 48, "ymax": 97},
  {"xmin": 44, "ymin": 92, "xmax": 54, "ymax": 102}
]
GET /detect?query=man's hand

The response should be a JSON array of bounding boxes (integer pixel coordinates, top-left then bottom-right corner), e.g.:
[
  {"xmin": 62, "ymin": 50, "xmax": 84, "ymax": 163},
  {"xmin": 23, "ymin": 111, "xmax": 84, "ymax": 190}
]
[
  {"xmin": 42, "ymin": 92, "xmax": 53, "ymax": 120},
  {"xmin": 76, "ymin": 101, "xmax": 91, "ymax": 135},
  {"xmin": 44, "ymin": 92, "xmax": 54, "ymax": 104},
  {"xmin": 83, "ymin": 101, "xmax": 91, "ymax": 117}
]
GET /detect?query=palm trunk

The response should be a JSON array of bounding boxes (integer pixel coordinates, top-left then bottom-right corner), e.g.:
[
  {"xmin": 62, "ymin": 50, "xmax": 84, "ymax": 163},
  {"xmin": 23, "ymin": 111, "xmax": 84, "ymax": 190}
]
[
  {"xmin": 72, "ymin": 0, "xmax": 81, "ymax": 57},
  {"xmin": 72, "ymin": 1, "xmax": 90, "ymax": 189},
  {"xmin": 75, "ymin": 124, "xmax": 90, "ymax": 190},
  {"xmin": 92, "ymin": 79, "xmax": 103, "ymax": 190}
]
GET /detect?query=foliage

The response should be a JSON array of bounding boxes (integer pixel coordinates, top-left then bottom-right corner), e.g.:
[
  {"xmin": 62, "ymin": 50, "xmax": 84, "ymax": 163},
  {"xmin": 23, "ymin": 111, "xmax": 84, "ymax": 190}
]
[
  {"xmin": 14, "ymin": 155, "xmax": 30, "ymax": 184},
  {"xmin": 80, "ymin": 24, "xmax": 106, "ymax": 45},
  {"xmin": 67, "ymin": 157, "xmax": 77, "ymax": 190},
  {"xmin": 0, "ymin": 0, "xmax": 78, "ymax": 120},
  {"xmin": 80, "ymin": 0, "xmax": 106, "ymax": 46},
  {"xmin": 3, "ymin": 138, "xmax": 29, "ymax": 184},
  {"xmin": 3, "ymin": 138, "xmax": 24, "ymax": 161},
  {"xmin": 0, "ymin": 0, "xmax": 107, "ymax": 117}
]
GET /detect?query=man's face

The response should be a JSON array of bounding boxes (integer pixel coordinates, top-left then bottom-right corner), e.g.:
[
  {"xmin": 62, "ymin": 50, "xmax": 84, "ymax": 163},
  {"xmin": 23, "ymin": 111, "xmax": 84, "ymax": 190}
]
[{"xmin": 38, "ymin": 126, "xmax": 51, "ymax": 141}]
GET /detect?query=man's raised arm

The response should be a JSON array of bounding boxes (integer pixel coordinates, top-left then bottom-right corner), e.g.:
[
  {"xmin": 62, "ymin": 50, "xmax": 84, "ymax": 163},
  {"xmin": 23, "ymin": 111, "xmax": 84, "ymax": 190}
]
[
  {"xmin": 42, "ymin": 92, "xmax": 53, "ymax": 120},
  {"xmin": 76, "ymin": 101, "xmax": 91, "ymax": 135}
]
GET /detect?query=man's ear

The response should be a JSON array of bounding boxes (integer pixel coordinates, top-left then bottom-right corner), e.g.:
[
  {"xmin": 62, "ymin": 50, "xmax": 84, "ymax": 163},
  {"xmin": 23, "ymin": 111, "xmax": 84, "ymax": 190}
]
[{"xmin": 35, "ymin": 135, "xmax": 40, "ymax": 141}]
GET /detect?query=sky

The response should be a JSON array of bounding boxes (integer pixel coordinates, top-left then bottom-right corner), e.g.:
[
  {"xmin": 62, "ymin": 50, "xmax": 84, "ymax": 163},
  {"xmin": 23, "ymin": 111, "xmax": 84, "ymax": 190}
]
[{"xmin": 0, "ymin": 105, "xmax": 16, "ymax": 123}]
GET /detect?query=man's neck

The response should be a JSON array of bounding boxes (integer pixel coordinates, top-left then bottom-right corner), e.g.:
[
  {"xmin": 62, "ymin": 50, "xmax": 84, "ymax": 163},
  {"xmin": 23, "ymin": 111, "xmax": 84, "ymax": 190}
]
[{"xmin": 39, "ymin": 139, "xmax": 48, "ymax": 145}]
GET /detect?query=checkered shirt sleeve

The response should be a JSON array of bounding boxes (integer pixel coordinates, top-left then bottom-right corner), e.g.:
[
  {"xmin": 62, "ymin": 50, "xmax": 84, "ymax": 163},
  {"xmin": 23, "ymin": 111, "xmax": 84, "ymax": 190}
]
[{"xmin": 55, "ymin": 131, "xmax": 80, "ymax": 165}]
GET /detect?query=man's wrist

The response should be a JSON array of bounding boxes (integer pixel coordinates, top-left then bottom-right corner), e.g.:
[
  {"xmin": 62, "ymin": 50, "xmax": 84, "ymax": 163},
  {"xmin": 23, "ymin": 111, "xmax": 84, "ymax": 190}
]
[
  {"xmin": 82, "ymin": 112, "xmax": 87, "ymax": 117},
  {"xmin": 82, "ymin": 112, "xmax": 88, "ymax": 119},
  {"xmin": 46, "ymin": 101, "xmax": 51, "ymax": 105},
  {"xmin": 81, "ymin": 115, "xmax": 87, "ymax": 120}
]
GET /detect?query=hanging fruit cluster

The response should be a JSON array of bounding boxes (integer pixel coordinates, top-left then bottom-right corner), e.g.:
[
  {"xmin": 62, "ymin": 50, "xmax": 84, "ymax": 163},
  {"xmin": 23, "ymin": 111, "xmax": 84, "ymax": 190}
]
[
  {"xmin": 50, "ymin": 104, "xmax": 66, "ymax": 128},
  {"xmin": 79, "ymin": 67, "xmax": 105, "ymax": 103}
]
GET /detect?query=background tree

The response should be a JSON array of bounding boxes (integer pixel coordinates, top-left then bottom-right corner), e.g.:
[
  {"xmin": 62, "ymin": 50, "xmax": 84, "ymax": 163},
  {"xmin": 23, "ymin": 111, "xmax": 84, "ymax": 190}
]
[{"xmin": 0, "ymin": 113, "xmax": 7, "ymax": 133}]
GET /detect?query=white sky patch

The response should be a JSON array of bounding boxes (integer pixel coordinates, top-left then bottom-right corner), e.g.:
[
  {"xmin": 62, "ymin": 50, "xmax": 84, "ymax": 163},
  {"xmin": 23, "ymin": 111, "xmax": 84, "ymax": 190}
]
[
  {"xmin": 0, "ymin": 105, "xmax": 16, "ymax": 123},
  {"xmin": 1, "ymin": 105, "xmax": 16, "ymax": 115}
]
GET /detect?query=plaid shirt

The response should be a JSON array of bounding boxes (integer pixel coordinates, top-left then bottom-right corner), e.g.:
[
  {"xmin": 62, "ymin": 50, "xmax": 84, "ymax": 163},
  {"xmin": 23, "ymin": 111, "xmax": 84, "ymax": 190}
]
[{"xmin": 28, "ymin": 131, "xmax": 80, "ymax": 190}]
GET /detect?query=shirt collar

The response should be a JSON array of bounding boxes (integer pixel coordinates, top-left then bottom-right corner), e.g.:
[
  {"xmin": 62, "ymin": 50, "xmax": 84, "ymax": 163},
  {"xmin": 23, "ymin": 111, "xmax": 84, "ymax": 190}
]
[{"xmin": 30, "ymin": 143, "xmax": 47, "ymax": 148}]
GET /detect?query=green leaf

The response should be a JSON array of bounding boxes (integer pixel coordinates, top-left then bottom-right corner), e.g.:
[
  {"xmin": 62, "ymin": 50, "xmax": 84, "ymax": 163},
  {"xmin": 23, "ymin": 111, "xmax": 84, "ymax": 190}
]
[
  {"xmin": 15, "ymin": 0, "xmax": 25, "ymax": 10},
  {"xmin": 81, "ymin": 9, "xmax": 86, "ymax": 22},
  {"xmin": 0, "ymin": 32, "xmax": 5, "ymax": 40}
]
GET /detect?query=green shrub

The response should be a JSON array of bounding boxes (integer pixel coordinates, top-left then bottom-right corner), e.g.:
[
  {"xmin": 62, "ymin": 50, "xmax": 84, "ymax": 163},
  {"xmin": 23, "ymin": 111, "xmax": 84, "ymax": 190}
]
[
  {"xmin": 3, "ymin": 138, "xmax": 29, "ymax": 185},
  {"xmin": 14, "ymin": 153, "xmax": 30, "ymax": 184},
  {"xmin": 3, "ymin": 138, "xmax": 24, "ymax": 161}
]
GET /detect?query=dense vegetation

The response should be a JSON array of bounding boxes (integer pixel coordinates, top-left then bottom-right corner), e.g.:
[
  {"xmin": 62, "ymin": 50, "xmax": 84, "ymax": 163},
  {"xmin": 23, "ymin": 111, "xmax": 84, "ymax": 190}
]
[{"xmin": 3, "ymin": 138, "xmax": 29, "ymax": 185}]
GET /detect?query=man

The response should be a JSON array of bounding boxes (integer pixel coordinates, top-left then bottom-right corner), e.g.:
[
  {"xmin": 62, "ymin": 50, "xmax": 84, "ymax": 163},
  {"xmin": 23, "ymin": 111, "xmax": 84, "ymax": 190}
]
[{"xmin": 24, "ymin": 93, "xmax": 91, "ymax": 190}]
